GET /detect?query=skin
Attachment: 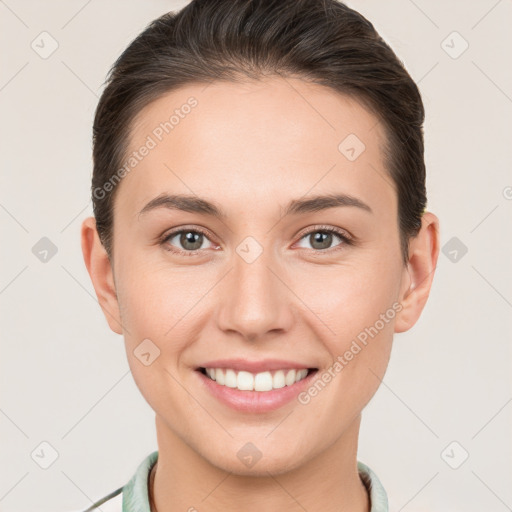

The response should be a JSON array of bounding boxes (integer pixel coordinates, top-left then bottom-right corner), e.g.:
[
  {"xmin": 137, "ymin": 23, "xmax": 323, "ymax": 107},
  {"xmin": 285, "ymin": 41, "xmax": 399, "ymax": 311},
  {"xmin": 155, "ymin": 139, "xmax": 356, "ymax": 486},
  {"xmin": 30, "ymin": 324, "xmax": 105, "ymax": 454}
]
[{"xmin": 81, "ymin": 76, "xmax": 440, "ymax": 512}]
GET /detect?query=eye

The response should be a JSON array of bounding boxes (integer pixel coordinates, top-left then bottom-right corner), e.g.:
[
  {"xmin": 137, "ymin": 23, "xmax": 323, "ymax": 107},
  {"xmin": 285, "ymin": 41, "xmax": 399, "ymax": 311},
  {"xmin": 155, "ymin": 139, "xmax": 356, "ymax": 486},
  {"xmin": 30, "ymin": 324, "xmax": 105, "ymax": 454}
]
[
  {"xmin": 160, "ymin": 227, "xmax": 215, "ymax": 256},
  {"xmin": 159, "ymin": 224, "xmax": 353, "ymax": 256},
  {"xmin": 295, "ymin": 225, "xmax": 353, "ymax": 252}
]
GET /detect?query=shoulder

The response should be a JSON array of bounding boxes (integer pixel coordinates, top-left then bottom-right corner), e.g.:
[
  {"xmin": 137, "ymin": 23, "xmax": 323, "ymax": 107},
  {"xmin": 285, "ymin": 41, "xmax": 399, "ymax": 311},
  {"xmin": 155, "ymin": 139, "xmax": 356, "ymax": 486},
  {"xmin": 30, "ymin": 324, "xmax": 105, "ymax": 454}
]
[
  {"xmin": 71, "ymin": 450, "xmax": 159, "ymax": 512},
  {"xmin": 76, "ymin": 486, "xmax": 123, "ymax": 512},
  {"xmin": 357, "ymin": 460, "xmax": 389, "ymax": 512}
]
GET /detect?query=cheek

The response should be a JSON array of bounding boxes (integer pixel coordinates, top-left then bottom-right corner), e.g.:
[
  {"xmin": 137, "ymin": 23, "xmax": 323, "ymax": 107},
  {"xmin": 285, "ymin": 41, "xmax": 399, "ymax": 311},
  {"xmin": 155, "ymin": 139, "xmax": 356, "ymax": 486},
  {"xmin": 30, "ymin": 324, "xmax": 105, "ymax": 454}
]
[
  {"xmin": 295, "ymin": 253, "xmax": 400, "ymax": 414},
  {"xmin": 115, "ymin": 257, "xmax": 218, "ymax": 388},
  {"xmin": 292, "ymin": 252, "xmax": 400, "ymax": 403},
  {"xmin": 115, "ymin": 264, "xmax": 202, "ymax": 414},
  {"xmin": 116, "ymin": 252, "xmax": 199, "ymax": 336},
  {"xmin": 294, "ymin": 255, "xmax": 402, "ymax": 345}
]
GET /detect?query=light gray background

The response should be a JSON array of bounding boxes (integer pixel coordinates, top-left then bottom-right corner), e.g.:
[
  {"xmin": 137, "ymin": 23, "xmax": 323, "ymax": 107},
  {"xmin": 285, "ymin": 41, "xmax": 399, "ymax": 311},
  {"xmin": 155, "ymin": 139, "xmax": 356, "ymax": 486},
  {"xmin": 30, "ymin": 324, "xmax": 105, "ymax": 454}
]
[{"xmin": 1, "ymin": 1, "xmax": 511, "ymax": 511}]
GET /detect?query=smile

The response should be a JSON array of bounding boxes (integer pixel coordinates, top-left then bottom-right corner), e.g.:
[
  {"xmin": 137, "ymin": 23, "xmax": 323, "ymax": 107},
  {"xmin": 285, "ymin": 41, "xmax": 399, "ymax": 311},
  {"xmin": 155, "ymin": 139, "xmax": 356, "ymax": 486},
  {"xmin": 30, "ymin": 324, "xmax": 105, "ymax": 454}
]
[
  {"xmin": 195, "ymin": 362, "xmax": 319, "ymax": 413},
  {"xmin": 200, "ymin": 367, "xmax": 312, "ymax": 392}
]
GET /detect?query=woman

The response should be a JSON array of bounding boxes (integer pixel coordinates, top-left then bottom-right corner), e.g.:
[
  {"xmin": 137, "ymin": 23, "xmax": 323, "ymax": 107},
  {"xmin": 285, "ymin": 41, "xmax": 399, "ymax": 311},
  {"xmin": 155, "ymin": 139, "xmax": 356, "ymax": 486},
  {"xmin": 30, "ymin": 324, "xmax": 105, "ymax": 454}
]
[{"xmin": 80, "ymin": 0, "xmax": 440, "ymax": 510}]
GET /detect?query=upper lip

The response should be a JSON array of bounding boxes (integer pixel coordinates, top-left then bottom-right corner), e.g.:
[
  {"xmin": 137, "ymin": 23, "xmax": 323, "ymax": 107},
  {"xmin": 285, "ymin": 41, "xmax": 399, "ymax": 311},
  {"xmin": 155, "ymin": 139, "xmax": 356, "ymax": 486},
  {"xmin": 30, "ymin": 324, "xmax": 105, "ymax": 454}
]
[{"xmin": 197, "ymin": 358, "xmax": 317, "ymax": 374}]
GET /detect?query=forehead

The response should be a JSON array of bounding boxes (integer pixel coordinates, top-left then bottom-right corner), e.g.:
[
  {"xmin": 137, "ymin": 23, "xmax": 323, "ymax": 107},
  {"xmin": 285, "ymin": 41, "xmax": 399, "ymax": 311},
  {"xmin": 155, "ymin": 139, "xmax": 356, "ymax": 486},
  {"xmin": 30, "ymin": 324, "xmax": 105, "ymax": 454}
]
[{"xmin": 117, "ymin": 77, "xmax": 395, "ymax": 221}]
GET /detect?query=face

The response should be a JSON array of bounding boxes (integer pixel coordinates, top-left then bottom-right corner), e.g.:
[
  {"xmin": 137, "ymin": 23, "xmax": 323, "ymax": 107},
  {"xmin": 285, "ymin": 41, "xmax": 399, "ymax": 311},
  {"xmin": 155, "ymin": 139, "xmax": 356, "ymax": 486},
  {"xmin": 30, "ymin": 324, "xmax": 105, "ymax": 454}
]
[{"xmin": 91, "ymin": 77, "xmax": 417, "ymax": 475}]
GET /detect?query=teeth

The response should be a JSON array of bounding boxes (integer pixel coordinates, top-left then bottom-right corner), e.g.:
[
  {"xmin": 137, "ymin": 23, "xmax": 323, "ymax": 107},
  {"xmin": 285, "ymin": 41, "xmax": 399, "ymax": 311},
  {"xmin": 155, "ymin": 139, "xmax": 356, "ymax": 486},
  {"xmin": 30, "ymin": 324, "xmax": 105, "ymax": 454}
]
[
  {"xmin": 238, "ymin": 371, "xmax": 255, "ymax": 390},
  {"xmin": 203, "ymin": 368, "xmax": 309, "ymax": 392},
  {"xmin": 216, "ymin": 368, "xmax": 225, "ymax": 385},
  {"xmin": 273, "ymin": 370, "xmax": 286, "ymax": 389},
  {"xmin": 285, "ymin": 369, "xmax": 296, "ymax": 386},
  {"xmin": 254, "ymin": 371, "xmax": 272, "ymax": 391},
  {"xmin": 225, "ymin": 369, "xmax": 237, "ymax": 388}
]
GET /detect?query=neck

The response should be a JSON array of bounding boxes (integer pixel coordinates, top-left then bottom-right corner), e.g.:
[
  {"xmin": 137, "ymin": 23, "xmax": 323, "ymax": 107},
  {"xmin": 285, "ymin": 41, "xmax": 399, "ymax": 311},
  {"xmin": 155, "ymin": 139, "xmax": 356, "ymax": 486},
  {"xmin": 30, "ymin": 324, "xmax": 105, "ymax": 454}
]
[{"xmin": 151, "ymin": 414, "xmax": 370, "ymax": 512}]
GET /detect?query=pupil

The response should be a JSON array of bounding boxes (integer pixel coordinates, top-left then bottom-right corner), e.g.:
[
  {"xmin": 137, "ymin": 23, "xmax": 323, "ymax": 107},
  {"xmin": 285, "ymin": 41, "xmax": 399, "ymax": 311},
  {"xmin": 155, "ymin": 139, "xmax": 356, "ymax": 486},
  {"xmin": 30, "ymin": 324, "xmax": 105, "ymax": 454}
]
[
  {"xmin": 312, "ymin": 232, "xmax": 331, "ymax": 250},
  {"xmin": 182, "ymin": 231, "xmax": 202, "ymax": 250}
]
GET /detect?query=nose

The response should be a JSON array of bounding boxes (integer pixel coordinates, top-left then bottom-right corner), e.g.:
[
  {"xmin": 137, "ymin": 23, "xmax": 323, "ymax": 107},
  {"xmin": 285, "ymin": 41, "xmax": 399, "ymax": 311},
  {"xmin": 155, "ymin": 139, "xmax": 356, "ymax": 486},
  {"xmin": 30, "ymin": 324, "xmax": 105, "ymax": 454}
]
[{"xmin": 216, "ymin": 245, "xmax": 295, "ymax": 342}]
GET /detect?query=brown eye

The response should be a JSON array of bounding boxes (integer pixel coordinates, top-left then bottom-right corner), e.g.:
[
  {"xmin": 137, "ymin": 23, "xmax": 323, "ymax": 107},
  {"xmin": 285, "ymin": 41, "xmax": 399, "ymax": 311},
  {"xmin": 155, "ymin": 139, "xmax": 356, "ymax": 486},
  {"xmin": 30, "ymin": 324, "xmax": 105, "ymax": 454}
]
[
  {"xmin": 178, "ymin": 231, "xmax": 204, "ymax": 251},
  {"xmin": 309, "ymin": 231, "xmax": 334, "ymax": 250},
  {"xmin": 161, "ymin": 227, "xmax": 214, "ymax": 255},
  {"xmin": 296, "ymin": 227, "xmax": 352, "ymax": 252}
]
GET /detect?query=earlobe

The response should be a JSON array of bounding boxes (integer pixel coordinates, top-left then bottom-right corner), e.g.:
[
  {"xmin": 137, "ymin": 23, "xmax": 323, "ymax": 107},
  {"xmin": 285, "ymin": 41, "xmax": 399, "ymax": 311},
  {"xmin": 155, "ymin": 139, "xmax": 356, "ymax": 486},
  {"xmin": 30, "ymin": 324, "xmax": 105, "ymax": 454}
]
[
  {"xmin": 394, "ymin": 212, "xmax": 440, "ymax": 334},
  {"xmin": 80, "ymin": 216, "xmax": 124, "ymax": 335}
]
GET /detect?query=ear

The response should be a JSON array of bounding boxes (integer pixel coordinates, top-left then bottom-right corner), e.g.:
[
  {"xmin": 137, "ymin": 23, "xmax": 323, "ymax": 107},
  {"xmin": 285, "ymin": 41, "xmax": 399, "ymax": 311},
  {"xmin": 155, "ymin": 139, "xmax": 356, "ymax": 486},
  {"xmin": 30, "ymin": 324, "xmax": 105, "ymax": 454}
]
[
  {"xmin": 81, "ymin": 216, "xmax": 124, "ymax": 335},
  {"xmin": 394, "ymin": 211, "xmax": 440, "ymax": 333}
]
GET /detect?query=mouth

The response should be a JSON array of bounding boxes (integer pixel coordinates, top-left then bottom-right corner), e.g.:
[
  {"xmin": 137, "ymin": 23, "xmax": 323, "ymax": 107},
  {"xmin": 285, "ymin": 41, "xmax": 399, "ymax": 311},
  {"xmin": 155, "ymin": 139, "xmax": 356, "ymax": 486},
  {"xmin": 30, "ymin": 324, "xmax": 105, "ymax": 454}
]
[
  {"xmin": 194, "ymin": 365, "xmax": 319, "ymax": 413},
  {"xmin": 197, "ymin": 367, "xmax": 318, "ymax": 392}
]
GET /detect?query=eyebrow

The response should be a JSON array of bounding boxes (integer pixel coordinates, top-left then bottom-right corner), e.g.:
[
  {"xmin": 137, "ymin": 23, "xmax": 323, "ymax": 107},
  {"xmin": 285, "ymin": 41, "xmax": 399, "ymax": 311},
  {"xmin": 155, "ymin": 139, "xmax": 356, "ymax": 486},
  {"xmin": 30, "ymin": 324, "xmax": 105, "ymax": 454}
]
[{"xmin": 138, "ymin": 192, "xmax": 373, "ymax": 219}]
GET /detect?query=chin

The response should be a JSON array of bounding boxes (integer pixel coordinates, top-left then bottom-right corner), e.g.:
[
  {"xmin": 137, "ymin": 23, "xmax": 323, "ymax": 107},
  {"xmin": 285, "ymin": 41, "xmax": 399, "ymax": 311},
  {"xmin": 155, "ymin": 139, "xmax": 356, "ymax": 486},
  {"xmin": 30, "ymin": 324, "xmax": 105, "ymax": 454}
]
[{"xmin": 206, "ymin": 446, "xmax": 308, "ymax": 477}]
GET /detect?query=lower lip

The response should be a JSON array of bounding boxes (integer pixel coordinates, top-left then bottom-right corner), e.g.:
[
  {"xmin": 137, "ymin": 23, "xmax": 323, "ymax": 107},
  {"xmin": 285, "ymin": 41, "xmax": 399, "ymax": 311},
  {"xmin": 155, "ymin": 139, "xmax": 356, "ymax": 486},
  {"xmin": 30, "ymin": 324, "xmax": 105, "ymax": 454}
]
[{"xmin": 195, "ymin": 369, "xmax": 318, "ymax": 413}]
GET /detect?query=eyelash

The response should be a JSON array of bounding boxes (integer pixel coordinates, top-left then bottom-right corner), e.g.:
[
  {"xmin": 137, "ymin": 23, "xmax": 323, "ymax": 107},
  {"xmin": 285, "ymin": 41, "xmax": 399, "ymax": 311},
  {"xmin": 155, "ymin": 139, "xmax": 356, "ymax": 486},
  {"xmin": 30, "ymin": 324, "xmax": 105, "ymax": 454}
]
[{"xmin": 159, "ymin": 225, "xmax": 354, "ymax": 257}]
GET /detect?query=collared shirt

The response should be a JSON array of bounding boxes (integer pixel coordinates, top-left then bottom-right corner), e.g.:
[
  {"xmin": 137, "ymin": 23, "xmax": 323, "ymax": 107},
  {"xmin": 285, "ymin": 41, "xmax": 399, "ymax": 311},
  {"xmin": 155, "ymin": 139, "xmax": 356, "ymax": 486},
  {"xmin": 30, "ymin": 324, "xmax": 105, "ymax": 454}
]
[{"xmin": 79, "ymin": 450, "xmax": 388, "ymax": 512}]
